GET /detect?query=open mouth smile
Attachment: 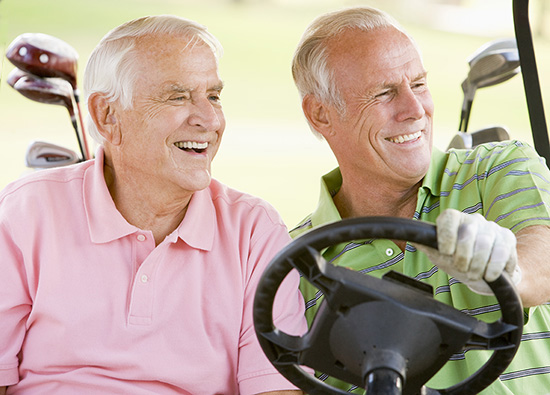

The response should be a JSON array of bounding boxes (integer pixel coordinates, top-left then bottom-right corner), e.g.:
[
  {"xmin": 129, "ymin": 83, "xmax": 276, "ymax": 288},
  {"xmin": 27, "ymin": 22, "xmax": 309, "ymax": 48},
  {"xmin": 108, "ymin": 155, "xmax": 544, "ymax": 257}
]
[
  {"xmin": 385, "ymin": 131, "xmax": 422, "ymax": 144},
  {"xmin": 174, "ymin": 141, "xmax": 208, "ymax": 154}
]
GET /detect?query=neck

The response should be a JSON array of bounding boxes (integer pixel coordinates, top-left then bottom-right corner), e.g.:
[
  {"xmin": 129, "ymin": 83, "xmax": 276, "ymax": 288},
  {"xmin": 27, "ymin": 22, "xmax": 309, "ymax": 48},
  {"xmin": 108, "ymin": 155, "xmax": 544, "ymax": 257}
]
[
  {"xmin": 333, "ymin": 176, "xmax": 421, "ymax": 251},
  {"xmin": 103, "ymin": 161, "xmax": 192, "ymax": 246}
]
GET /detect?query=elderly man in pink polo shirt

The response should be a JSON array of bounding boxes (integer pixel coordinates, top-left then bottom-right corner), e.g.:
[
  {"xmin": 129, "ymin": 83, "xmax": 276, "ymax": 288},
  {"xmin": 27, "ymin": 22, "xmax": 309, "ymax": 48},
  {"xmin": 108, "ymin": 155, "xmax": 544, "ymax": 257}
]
[{"xmin": 0, "ymin": 15, "xmax": 306, "ymax": 395}]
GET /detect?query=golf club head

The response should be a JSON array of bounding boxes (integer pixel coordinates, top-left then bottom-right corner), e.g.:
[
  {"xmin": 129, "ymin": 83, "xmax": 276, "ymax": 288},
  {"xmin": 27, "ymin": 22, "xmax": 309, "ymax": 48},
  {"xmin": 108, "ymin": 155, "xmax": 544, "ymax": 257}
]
[
  {"xmin": 25, "ymin": 140, "xmax": 79, "ymax": 169},
  {"xmin": 8, "ymin": 68, "xmax": 74, "ymax": 114},
  {"xmin": 468, "ymin": 49, "xmax": 520, "ymax": 89},
  {"xmin": 464, "ymin": 37, "xmax": 520, "ymax": 91},
  {"xmin": 6, "ymin": 33, "xmax": 79, "ymax": 89},
  {"xmin": 467, "ymin": 38, "xmax": 518, "ymax": 66},
  {"xmin": 7, "ymin": 67, "xmax": 88, "ymax": 160},
  {"xmin": 459, "ymin": 38, "xmax": 520, "ymax": 132},
  {"xmin": 6, "ymin": 32, "xmax": 92, "ymax": 160},
  {"xmin": 6, "ymin": 68, "xmax": 27, "ymax": 87},
  {"xmin": 447, "ymin": 126, "xmax": 511, "ymax": 150}
]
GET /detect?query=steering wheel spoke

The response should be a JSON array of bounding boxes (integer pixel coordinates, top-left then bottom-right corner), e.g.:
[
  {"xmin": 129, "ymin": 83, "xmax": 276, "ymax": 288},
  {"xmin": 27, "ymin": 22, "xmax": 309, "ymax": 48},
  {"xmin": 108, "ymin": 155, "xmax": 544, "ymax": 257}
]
[
  {"xmin": 466, "ymin": 321, "xmax": 522, "ymax": 351},
  {"xmin": 288, "ymin": 246, "xmax": 336, "ymax": 290}
]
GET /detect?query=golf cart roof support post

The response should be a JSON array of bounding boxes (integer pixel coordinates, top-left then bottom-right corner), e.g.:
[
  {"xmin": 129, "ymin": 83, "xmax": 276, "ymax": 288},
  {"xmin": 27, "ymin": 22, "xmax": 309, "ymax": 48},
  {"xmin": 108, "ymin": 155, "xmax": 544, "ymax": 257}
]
[{"xmin": 513, "ymin": 0, "xmax": 550, "ymax": 165}]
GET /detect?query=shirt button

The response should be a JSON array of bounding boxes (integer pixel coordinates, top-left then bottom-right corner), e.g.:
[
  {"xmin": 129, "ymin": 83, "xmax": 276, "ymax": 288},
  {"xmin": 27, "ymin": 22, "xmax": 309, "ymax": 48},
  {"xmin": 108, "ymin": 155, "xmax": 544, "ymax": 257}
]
[
  {"xmin": 140, "ymin": 274, "xmax": 149, "ymax": 283},
  {"xmin": 137, "ymin": 234, "xmax": 146, "ymax": 242},
  {"xmin": 385, "ymin": 248, "xmax": 394, "ymax": 256}
]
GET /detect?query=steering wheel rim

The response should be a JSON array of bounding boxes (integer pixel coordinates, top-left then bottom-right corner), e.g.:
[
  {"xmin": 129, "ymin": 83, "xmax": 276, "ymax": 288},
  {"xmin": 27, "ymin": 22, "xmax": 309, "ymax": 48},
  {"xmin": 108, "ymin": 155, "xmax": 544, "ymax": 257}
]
[{"xmin": 253, "ymin": 217, "xmax": 524, "ymax": 395}]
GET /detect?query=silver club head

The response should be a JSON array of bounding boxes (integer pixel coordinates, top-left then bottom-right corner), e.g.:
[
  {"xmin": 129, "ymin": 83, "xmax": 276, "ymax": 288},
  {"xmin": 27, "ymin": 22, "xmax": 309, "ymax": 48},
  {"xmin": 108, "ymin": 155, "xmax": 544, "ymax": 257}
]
[
  {"xmin": 459, "ymin": 38, "xmax": 520, "ymax": 132},
  {"xmin": 25, "ymin": 140, "xmax": 79, "ymax": 169},
  {"xmin": 447, "ymin": 126, "xmax": 511, "ymax": 150}
]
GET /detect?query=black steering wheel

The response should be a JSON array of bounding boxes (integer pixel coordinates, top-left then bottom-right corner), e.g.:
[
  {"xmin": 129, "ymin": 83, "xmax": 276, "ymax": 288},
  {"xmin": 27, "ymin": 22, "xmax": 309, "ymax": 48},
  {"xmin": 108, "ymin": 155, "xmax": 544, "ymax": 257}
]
[{"xmin": 253, "ymin": 217, "xmax": 524, "ymax": 395}]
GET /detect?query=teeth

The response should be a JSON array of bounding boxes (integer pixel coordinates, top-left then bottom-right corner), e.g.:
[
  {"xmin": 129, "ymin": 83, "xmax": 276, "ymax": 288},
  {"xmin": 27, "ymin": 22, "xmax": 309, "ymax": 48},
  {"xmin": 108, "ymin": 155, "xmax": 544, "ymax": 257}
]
[
  {"xmin": 387, "ymin": 131, "xmax": 422, "ymax": 144},
  {"xmin": 174, "ymin": 141, "xmax": 208, "ymax": 150}
]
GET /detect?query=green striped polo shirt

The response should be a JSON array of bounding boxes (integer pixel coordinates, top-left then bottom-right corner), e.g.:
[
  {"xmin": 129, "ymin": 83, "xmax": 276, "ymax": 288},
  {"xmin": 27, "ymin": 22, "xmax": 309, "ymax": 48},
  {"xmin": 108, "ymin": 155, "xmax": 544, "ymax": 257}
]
[{"xmin": 290, "ymin": 141, "xmax": 550, "ymax": 394}]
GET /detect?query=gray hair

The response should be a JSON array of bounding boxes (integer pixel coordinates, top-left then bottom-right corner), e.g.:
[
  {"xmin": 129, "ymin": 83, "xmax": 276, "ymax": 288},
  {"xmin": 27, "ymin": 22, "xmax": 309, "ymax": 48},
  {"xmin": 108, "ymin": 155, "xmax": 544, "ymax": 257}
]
[
  {"xmin": 291, "ymin": 6, "xmax": 404, "ymax": 137},
  {"xmin": 84, "ymin": 15, "xmax": 224, "ymax": 144}
]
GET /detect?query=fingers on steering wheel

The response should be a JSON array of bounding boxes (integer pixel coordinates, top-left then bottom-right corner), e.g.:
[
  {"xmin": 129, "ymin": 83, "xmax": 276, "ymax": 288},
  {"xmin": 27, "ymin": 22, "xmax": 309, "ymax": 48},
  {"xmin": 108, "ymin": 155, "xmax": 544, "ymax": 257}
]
[
  {"xmin": 433, "ymin": 209, "xmax": 518, "ymax": 284},
  {"xmin": 453, "ymin": 213, "xmax": 481, "ymax": 274},
  {"xmin": 469, "ymin": 219, "xmax": 497, "ymax": 281},
  {"xmin": 486, "ymin": 226, "xmax": 517, "ymax": 282},
  {"xmin": 506, "ymin": 247, "xmax": 519, "ymax": 279},
  {"xmin": 437, "ymin": 209, "xmax": 463, "ymax": 255}
]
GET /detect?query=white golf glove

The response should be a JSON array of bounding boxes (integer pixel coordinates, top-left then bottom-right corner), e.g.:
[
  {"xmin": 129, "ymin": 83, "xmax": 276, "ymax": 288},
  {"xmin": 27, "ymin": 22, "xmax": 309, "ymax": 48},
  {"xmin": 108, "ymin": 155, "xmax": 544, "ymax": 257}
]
[{"xmin": 414, "ymin": 209, "xmax": 522, "ymax": 295}]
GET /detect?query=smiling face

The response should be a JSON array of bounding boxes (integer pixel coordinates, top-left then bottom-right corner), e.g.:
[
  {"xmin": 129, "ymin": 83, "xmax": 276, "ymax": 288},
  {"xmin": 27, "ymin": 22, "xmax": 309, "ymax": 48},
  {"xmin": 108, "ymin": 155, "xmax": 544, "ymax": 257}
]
[
  {"xmin": 107, "ymin": 33, "xmax": 225, "ymax": 197},
  {"xmin": 323, "ymin": 26, "xmax": 434, "ymax": 188}
]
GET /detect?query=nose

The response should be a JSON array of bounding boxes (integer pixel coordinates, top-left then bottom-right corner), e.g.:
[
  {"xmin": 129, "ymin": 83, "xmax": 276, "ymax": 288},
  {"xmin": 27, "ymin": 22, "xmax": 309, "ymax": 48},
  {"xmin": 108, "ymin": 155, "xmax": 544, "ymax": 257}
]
[
  {"xmin": 395, "ymin": 86, "xmax": 427, "ymax": 122},
  {"xmin": 188, "ymin": 97, "xmax": 223, "ymax": 132}
]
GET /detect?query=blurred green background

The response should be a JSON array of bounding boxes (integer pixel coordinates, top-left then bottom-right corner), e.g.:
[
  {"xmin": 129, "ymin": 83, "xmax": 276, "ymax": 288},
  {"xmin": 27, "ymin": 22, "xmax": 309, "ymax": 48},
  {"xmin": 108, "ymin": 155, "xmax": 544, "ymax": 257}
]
[{"xmin": 0, "ymin": 0, "xmax": 549, "ymax": 226}]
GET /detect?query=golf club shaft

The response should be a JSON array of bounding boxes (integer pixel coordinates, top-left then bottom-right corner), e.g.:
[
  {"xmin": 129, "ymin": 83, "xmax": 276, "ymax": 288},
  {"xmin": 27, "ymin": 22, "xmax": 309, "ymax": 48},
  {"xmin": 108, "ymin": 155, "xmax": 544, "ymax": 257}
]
[
  {"xmin": 459, "ymin": 100, "xmax": 474, "ymax": 132},
  {"xmin": 70, "ymin": 116, "xmax": 86, "ymax": 161},
  {"xmin": 74, "ymin": 93, "xmax": 91, "ymax": 160}
]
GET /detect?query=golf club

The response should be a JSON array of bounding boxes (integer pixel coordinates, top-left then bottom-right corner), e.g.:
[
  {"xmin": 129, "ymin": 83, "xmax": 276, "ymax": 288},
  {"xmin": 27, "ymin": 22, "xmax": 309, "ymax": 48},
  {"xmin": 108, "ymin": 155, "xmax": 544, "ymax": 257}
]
[
  {"xmin": 7, "ymin": 68, "xmax": 86, "ymax": 161},
  {"xmin": 6, "ymin": 67, "xmax": 26, "ymax": 87},
  {"xmin": 459, "ymin": 38, "xmax": 521, "ymax": 132},
  {"xmin": 447, "ymin": 126, "xmax": 511, "ymax": 150},
  {"xmin": 6, "ymin": 33, "xmax": 91, "ymax": 159},
  {"xmin": 25, "ymin": 140, "xmax": 79, "ymax": 169}
]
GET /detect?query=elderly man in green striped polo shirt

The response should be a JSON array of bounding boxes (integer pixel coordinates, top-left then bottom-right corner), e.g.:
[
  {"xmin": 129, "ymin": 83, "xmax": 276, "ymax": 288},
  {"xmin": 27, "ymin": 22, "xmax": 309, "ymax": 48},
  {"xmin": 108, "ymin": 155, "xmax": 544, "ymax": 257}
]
[{"xmin": 290, "ymin": 5, "xmax": 550, "ymax": 393}]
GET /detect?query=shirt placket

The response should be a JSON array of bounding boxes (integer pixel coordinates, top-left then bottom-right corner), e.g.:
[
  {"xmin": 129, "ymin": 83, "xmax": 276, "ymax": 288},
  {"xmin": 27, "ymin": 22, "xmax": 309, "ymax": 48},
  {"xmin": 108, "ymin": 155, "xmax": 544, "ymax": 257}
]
[{"xmin": 128, "ymin": 231, "xmax": 157, "ymax": 326}]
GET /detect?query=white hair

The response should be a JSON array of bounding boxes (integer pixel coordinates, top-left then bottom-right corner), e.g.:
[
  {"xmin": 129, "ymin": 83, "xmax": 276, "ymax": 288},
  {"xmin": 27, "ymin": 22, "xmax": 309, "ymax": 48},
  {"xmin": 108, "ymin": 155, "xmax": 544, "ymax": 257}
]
[
  {"xmin": 83, "ymin": 15, "xmax": 223, "ymax": 144},
  {"xmin": 291, "ymin": 6, "xmax": 409, "ymax": 138}
]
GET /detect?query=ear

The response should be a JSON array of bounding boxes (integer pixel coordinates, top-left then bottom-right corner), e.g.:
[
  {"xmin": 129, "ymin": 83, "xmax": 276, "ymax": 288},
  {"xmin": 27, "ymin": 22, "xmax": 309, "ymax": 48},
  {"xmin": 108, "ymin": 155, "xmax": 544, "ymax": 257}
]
[
  {"xmin": 302, "ymin": 94, "xmax": 334, "ymax": 138},
  {"xmin": 88, "ymin": 93, "xmax": 121, "ymax": 145}
]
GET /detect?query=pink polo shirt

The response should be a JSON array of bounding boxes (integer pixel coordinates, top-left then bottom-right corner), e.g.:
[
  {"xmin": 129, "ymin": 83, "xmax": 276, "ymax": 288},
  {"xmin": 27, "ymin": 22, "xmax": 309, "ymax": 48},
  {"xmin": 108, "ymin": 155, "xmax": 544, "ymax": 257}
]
[{"xmin": 0, "ymin": 148, "xmax": 307, "ymax": 394}]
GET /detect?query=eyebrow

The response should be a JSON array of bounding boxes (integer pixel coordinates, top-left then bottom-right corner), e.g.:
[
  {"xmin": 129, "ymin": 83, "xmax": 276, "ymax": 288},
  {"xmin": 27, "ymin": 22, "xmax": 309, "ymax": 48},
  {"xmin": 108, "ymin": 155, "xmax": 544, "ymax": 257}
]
[
  {"xmin": 370, "ymin": 71, "xmax": 428, "ymax": 93},
  {"xmin": 166, "ymin": 82, "xmax": 225, "ymax": 94},
  {"xmin": 210, "ymin": 82, "xmax": 224, "ymax": 92},
  {"xmin": 170, "ymin": 84, "xmax": 190, "ymax": 92},
  {"xmin": 412, "ymin": 71, "xmax": 428, "ymax": 82}
]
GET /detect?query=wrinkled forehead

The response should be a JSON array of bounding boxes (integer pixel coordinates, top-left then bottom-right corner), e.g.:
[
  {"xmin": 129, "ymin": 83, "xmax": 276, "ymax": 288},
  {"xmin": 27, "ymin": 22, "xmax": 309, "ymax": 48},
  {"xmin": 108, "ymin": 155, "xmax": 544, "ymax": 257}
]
[
  {"xmin": 326, "ymin": 27, "xmax": 426, "ymax": 93},
  {"xmin": 131, "ymin": 33, "xmax": 220, "ymax": 81},
  {"xmin": 133, "ymin": 32, "xmax": 216, "ymax": 58},
  {"xmin": 326, "ymin": 27, "xmax": 423, "ymax": 74},
  {"xmin": 128, "ymin": 34, "xmax": 221, "ymax": 94},
  {"xmin": 327, "ymin": 26, "xmax": 420, "ymax": 61}
]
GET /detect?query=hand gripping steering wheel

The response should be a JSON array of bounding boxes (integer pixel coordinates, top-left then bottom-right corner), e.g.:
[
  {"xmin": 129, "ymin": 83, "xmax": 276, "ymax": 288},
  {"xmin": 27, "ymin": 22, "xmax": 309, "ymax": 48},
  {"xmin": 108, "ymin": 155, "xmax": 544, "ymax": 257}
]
[{"xmin": 253, "ymin": 217, "xmax": 524, "ymax": 395}]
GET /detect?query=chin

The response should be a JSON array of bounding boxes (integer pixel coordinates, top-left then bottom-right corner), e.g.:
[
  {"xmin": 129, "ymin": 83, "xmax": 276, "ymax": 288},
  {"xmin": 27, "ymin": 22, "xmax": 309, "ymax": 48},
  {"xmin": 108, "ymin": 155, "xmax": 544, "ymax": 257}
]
[{"xmin": 179, "ymin": 171, "xmax": 212, "ymax": 193}]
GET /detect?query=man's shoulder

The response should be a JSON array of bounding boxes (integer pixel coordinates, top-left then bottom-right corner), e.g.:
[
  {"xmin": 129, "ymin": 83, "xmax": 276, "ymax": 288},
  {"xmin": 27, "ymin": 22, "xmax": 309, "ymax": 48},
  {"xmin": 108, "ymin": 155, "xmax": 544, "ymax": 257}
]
[
  {"xmin": 0, "ymin": 162, "xmax": 89, "ymax": 203},
  {"xmin": 446, "ymin": 140, "xmax": 538, "ymax": 164},
  {"xmin": 288, "ymin": 167, "xmax": 342, "ymax": 239},
  {"xmin": 432, "ymin": 140, "xmax": 543, "ymax": 184},
  {"xmin": 289, "ymin": 216, "xmax": 314, "ymax": 239},
  {"xmin": 208, "ymin": 178, "xmax": 286, "ymax": 227}
]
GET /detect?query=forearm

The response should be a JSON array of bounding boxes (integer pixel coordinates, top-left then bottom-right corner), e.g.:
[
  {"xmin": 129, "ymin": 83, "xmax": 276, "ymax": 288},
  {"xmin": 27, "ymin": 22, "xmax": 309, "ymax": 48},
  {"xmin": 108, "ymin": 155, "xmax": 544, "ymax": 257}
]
[
  {"xmin": 515, "ymin": 225, "xmax": 550, "ymax": 307},
  {"xmin": 0, "ymin": 386, "xmax": 7, "ymax": 395}
]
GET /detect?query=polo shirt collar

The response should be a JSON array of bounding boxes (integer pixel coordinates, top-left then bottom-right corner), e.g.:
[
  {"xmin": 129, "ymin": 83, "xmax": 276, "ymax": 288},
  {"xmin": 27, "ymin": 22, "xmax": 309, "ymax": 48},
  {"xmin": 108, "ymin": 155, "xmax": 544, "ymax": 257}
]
[
  {"xmin": 85, "ymin": 146, "xmax": 139, "ymax": 243},
  {"xmin": 310, "ymin": 147, "xmax": 449, "ymax": 227},
  {"xmin": 420, "ymin": 146, "xmax": 448, "ymax": 197},
  {"xmin": 310, "ymin": 167, "xmax": 343, "ymax": 229},
  {"xmin": 172, "ymin": 187, "xmax": 215, "ymax": 251},
  {"xmin": 84, "ymin": 146, "xmax": 214, "ymax": 251}
]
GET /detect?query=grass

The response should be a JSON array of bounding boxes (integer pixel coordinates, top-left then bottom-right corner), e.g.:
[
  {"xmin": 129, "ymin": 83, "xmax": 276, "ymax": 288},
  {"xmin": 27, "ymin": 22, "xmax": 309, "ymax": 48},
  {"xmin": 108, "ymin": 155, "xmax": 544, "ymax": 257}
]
[{"xmin": 0, "ymin": 0, "xmax": 548, "ymax": 226}]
